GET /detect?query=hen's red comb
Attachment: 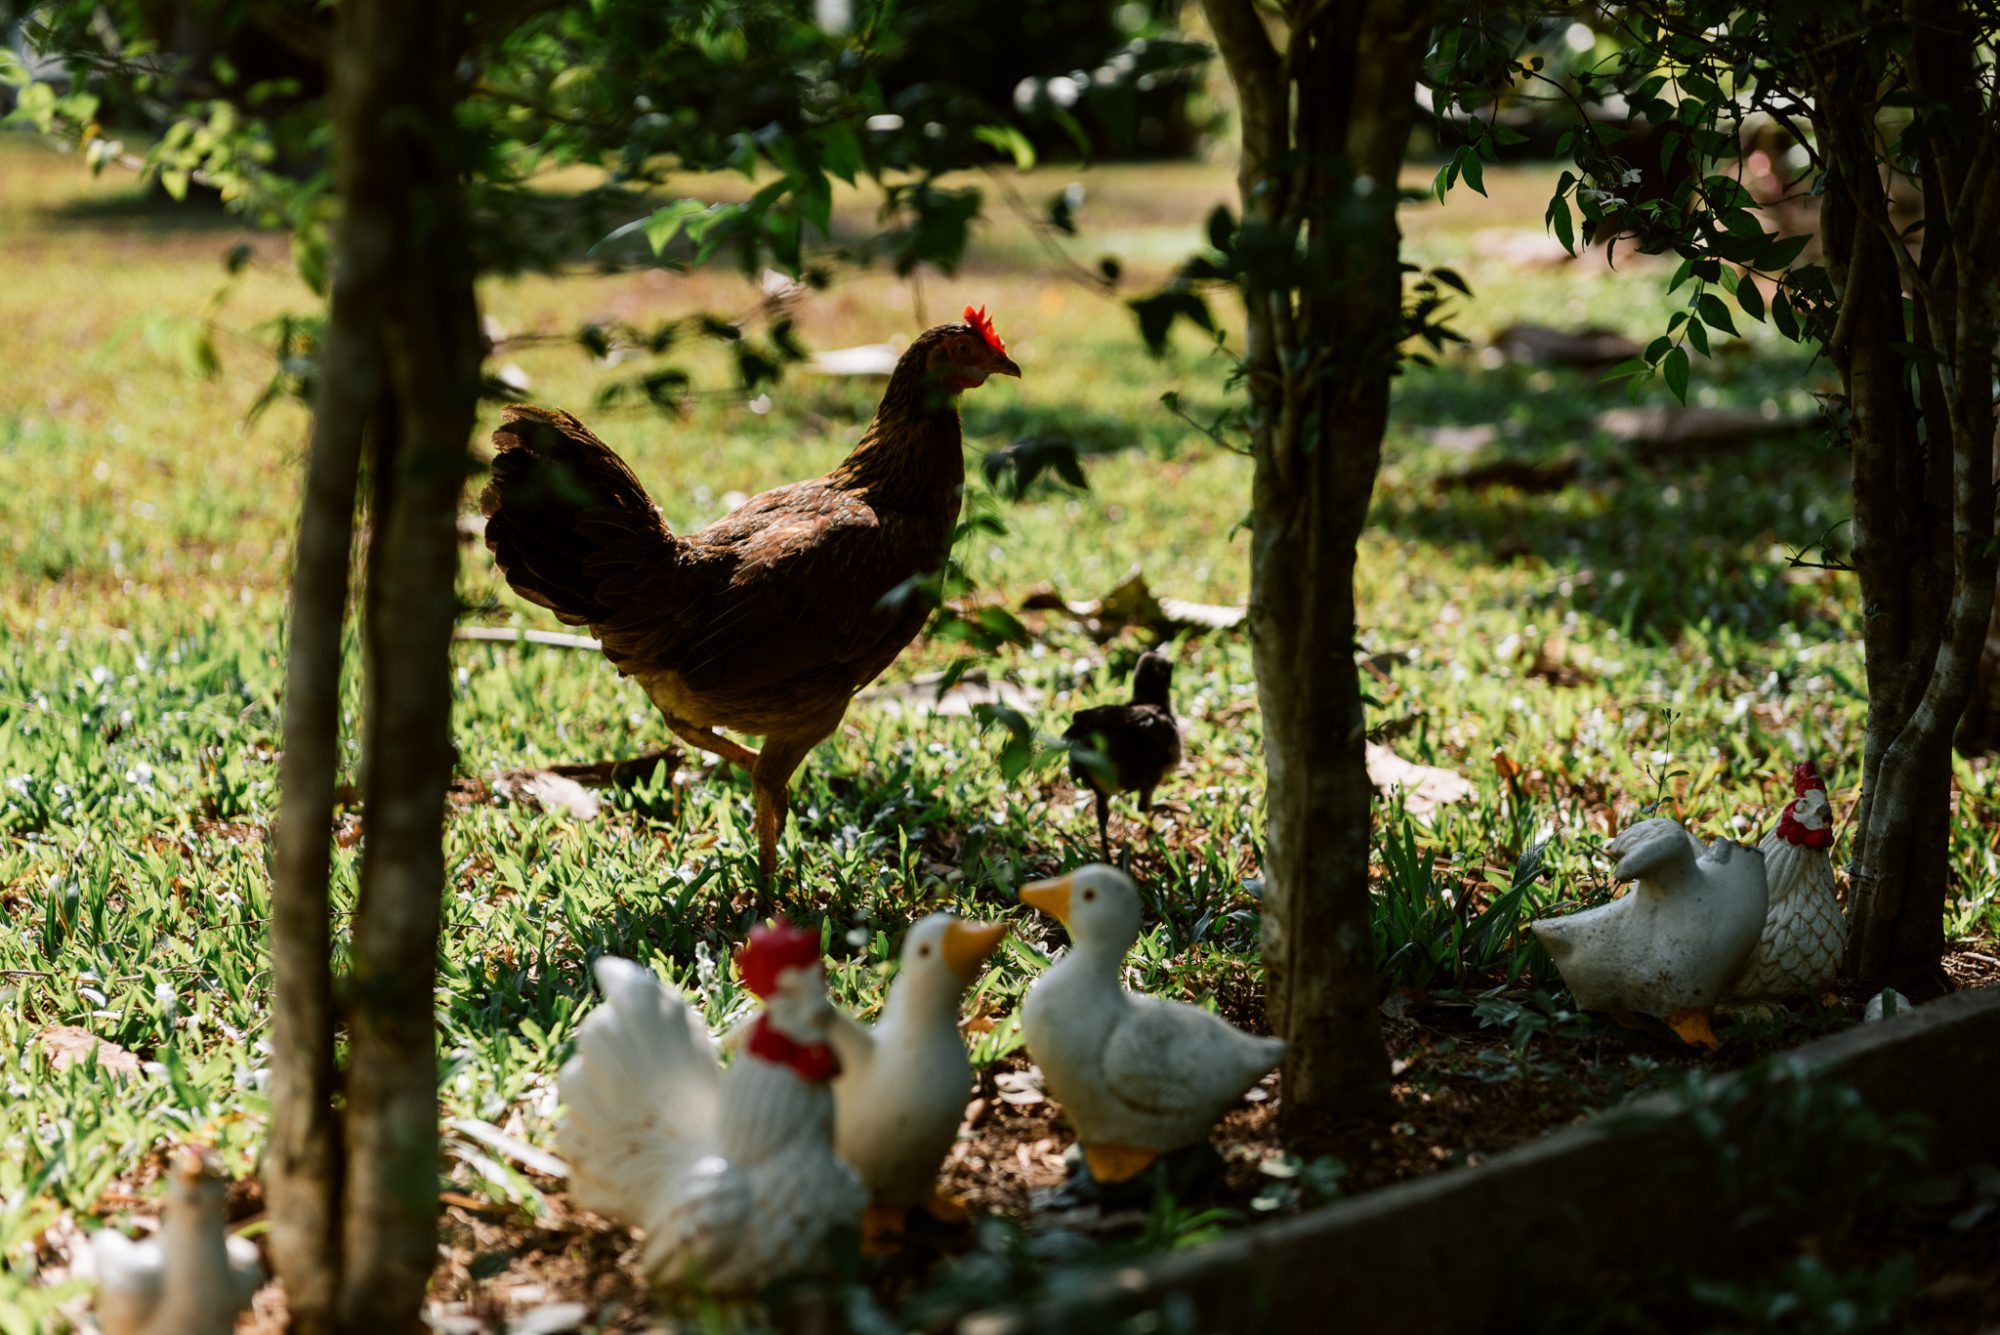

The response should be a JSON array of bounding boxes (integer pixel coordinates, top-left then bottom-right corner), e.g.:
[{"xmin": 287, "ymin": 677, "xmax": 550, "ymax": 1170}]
[
  {"xmin": 736, "ymin": 917, "xmax": 822, "ymax": 998},
  {"xmin": 1792, "ymin": 760, "xmax": 1826, "ymax": 795},
  {"xmin": 964, "ymin": 304, "xmax": 1006, "ymax": 354}
]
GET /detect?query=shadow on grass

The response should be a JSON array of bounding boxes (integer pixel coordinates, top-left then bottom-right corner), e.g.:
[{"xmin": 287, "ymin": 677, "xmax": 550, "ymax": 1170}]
[
  {"xmin": 49, "ymin": 182, "xmax": 248, "ymax": 234},
  {"xmin": 1379, "ymin": 356, "xmax": 1847, "ymax": 641}
]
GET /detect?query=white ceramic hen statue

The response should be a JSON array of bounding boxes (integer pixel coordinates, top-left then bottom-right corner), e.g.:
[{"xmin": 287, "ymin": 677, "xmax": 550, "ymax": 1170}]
[
  {"xmin": 1728, "ymin": 760, "xmax": 1847, "ymax": 1000},
  {"xmin": 557, "ymin": 921, "xmax": 865, "ymax": 1296},
  {"xmin": 91, "ymin": 1144, "xmax": 263, "ymax": 1335},
  {"xmin": 1020, "ymin": 864, "xmax": 1285, "ymax": 1184},
  {"xmin": 828, "ymin": 913, "xmax": 1006, "ymax": 1246},
  {"xmin": 1532, "ymin": 818, "xmax": 1768, "ymax": 1049}
]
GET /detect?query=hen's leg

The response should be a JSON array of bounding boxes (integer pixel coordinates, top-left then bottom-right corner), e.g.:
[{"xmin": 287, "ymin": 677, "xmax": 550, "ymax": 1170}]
[
  {"xmin": 1094, "ymin": 790, "xmax": 1113, "ymax": 862},
  {"xmin": 750, "ymin": 732, "xmax": 819, "ymax": 881},
  {"xmin": 661, "ymin": 716, "xmax": 759, "ymax": 772}
]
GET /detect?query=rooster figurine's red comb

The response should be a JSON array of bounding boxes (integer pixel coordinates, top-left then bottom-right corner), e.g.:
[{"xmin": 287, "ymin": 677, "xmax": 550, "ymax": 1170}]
[
  {"xmin": 1792, "ymin": 760, "xmax": 1826, "ymax": 795},
  {"xmin": 736, "ymin": 918, "xmax": 823, "ymax": 998},
  {"xmin": 964, "ymin": 304, "xmax": 1006, "ymax": 354}
]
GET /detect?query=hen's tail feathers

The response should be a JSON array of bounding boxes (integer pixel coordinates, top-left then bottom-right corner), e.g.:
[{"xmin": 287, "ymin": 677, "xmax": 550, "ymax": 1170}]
[
  {"xmin": 557, "ymin": 956, "xmax": 724, "ymax": 1228},
  {"xmin": 480, "ymin": 405, "xmax": 678, "ymax": 629}
]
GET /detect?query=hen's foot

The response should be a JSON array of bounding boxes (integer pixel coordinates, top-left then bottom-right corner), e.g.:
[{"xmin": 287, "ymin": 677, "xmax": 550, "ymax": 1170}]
[
  {"xmin": 1664, "ymin": 1007, "xmax": 1722, "ymax": 1050},
  {"xmin": 921, "ymin": 1189, "xmax": 971, "ymax": 1225},
  {"xmin": 543, "ymin": 749, "xmax": 680, "ymax": 787},
  {"xmin": 1083, "ymin": 1142, "xmax": 1161, "ymax": 1185}
]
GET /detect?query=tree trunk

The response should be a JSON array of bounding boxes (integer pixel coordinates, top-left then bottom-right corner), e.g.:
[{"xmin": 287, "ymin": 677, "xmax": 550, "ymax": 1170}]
[
  {"xmin": 1203, "ymin": 0, "xmax": 1430, "ymax": 1134},
  {"xmin": 1809, "ymin": 12, "xmax": 2000, "ymax": 996},
  {"xmin": 267, "ymin": 1, "xmax": 478, "ymax": 1328},
  {"xmin": 329, "ymin": 2, "xmax": 481, "ymax": 1328},
  {"xmin": 267, "ymin": 283, "xmax": 369, "ymax": 1335}
]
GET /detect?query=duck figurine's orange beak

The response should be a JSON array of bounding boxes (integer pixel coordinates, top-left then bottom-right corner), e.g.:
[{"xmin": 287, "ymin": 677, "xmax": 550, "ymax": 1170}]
[
  {"xmin": 1019, "ymin": 873, "xmax": 1073, "ymax": 927},
  {"xmin": 943, "ymin": 919, "xmax": 1007, "ymax": 979}
]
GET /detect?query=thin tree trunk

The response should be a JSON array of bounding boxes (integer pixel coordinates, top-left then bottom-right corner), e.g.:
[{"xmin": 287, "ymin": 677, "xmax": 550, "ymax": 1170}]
[
  {"xmin": 268, "ymin": 1, "xmax": 477, "ymax": 1328},
  {"xmin": 268, "ymin": 319, "xmax": 370, "ymax": 1335},
  {"xmin": 327, "ymin": 0, "xmax": 481, "ymax": 1327},
  {"xmin": 1204, "ymin": 0, "xmax": 1429, "ymax": 1134},
  {"xmin": 1810, "ymin": 18, "xmax": 2000, "ymax": 996}
]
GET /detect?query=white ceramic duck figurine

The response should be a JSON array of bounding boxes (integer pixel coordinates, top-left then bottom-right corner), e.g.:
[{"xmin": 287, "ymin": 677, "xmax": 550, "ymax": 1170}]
[
  {"xmin": 557, "ymin": 921, "xmax": 866, "ymax": 1296},
  {"xmin": 91, "ymin": 1144, "xmax": 263, "ymax": 1335},
  {"xmin": 1018, "ymin": 864, "xmax": 1285, "ymax": 1183},
  {"xmin": 1727, "ymin": 760, "xmax": 1847, "ymax": 1000},
  {"xmin": 827, "ymin": 913, "xmax": 1006, "ymax": 1243},
  {"xmin": 1532, "ymin": 817, "xmax": 1768, "ymax": 1048}
]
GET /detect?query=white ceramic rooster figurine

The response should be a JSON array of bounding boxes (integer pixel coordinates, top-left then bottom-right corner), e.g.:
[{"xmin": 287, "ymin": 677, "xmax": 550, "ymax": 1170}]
[
  {"xmin": 1728, "ymin": 760, "xmax": 1847, "ymax": 1000},
  {"xmin": 1532, "ymin": 818, "xmax": 1768, "ymax": 1048},
  {"xmin": 90, "ymin": 1144, "xmax": 263, "ymax": 1335},
  {"xmin": 1019, "ymin": 865, "xmax": 1285, "ymax": 1183},
  {"xmin": 557, "ymin": 922, "xmax": 865, "ymax": 1296},
  {"xmin": 827, "ymin": 913, "xmax": 1006, "ymax": 1246}
]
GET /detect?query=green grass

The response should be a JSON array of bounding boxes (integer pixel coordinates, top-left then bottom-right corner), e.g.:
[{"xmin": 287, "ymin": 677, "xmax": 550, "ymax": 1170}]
[{"xmin": 1, "ymin": 129, "xmax": 1996, "ymax": 1325}]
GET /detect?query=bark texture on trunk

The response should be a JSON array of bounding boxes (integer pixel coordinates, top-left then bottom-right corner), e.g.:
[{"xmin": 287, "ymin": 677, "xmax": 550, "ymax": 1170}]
[
  {"xmin": 267, "ymin": 290, "xmax": 369, "ymax": 1335},
  {"xmin": 268, "ymin": 0, "xmax": 478, "ymax": 1328},
  {"xmin": 333, "ymin": 2, "xmax": 480, "ymax": 1327},
  {"xmin": 1202, "ymin": 0, "xmax": 1431, "ymax": 1133},
  {"xmin": 1806, "ymin": 7, "xmax": 2000, "ymax": 997}
]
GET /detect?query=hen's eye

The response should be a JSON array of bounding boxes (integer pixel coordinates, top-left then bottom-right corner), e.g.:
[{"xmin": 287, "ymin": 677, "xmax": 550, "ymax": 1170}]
[
  {"xmin": 1082, "ymin": 889, "xmax": 1095, "ymax": 901},
  {"xmin": 919, "ymin": 944, "xmax": 932, "ymax": 957}
]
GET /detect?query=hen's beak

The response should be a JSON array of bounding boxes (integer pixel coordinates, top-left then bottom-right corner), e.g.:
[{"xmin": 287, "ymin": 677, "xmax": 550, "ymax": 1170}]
[
  {"xmin": 993, "ymin": 353, "xmax": 1022, "ymax": 379},
  {"xmin": 1019, "ymin": 874, "xmax": 1073, "ymax": 926},
  {"xmin": 943, "ymin": 920, "xmax": 1007, "ymax": 979}
]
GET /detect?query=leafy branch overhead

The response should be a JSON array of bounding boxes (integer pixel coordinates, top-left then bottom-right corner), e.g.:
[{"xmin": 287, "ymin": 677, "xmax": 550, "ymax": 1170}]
[{"xmin": 1, "ymin": 0, "xmax": 1056, "ymax": 412}]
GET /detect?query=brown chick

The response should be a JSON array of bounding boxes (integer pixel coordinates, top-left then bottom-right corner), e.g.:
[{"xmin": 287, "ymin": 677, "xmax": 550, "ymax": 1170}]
[
  {"xmin": 480, "ymin": 307, "xmax": 1021, "ymax": 880},
  {"xmin": 1063, "ymin": 650, "xmax": 1182, "ymax": 859}
]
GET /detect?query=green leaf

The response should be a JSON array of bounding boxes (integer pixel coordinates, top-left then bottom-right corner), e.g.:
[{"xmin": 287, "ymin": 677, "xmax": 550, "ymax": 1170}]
[
  {"xmin": 1685, "ymin": 316, "xmax": 1710, "ymax": 356},
  {"xmin": 793, "ymin": 171, "xmax": 833, "ymax": 238},
  {"xmin": 1129, "ymin": 290, "xmax": 1214, "ymax": 356},
  {"xmin": 973, "ymin": 124, "xmax": 1037, "ymax": 171},
  {"xmin": 1547, "ymin": 197, "xmax": 1575, "ymax": 254},
  {"xmin": 1735, "ymin": 278, "xmax": 1766, "ymax": 322},
  {"xmin": 1759, "ymin": 233, "xmax": 1811, "ymax": 271},
  {"xmin": 1431, "ymin": 158, "xmax": 1456, "ymax": 204},
  {"xmin": 1662, "ymin": 345, "xmax": 1690, "ymax": 401},
  {"xmin": 1643, "ymin": 335, "xmax": 1672, "ymax": 366},
  {"xmin": 1772, "ymin": 288, "xmax": 1800, "ymax": 342},
  {"xmin": 630, "ymin": 199, "xmax": 705, "ymax": 255},
  {"xmin": 1457, "ymin": 145, "xmax": 1487, "ymax": 196},
  {"xmin": 1696, "ymin": 292, "xmax": 1737, "ymax": 335},
  {"xmin": 820, "ymin": 124, "xmax": 863, "ymax": 185},
  {"xmin": 159, "ymin": 169, "xmax": 190, "ymax": 202}
]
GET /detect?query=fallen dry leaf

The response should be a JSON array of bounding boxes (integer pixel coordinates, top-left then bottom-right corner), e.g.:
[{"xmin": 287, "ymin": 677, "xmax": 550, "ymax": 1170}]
[
  {"xmin": 1366, "ymin": 743, "xmax": 1475, "ymax": 816},
  {"xmin": 39, "ymin": 1025, "xmax": 142, "ymax": 1075},
  {"xmin": 1021, "ymin": 570, "xmax": 1246, "ymax": 640}
]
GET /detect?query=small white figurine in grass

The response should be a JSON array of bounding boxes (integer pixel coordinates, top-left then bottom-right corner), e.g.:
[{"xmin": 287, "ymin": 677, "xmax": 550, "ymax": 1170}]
[
  {"xmin": 1727, "ymin": 760, "xmax": 1847, "ymax": 1001},
  {"xmin": 1018, "ymin": 864, "xmax": 1285, "ymax": 1184},
  {"xmin": 557, "ymin": 921, "xmax": 866, "ymax": 1296},
  {"xmin": 1532, "ymin": 817, "xmax": 1768, "ymax": 1049},
  {"xmin": 827, "ymin": 912, "xmax": 1007, "ymax": 1249},
  {"xmin": 91, "ymin": 1144, "xmax": 263, "ymax": 1335}
]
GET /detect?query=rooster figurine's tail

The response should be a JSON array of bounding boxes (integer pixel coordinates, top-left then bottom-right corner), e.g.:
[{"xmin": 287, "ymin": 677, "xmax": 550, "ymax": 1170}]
[
  {"xmin": 557, "ymin": 956, "xmax": 724, "ymax": 1229},
  {"xmin": 480, "ymin": 405, "xmax": 681, "ymax": 634}
]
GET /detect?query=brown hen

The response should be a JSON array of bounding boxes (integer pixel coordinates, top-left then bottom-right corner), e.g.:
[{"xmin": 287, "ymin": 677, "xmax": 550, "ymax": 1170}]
[{"xmin": 481, "ymin": 309, "xmax": 1020, "ymax": 879}]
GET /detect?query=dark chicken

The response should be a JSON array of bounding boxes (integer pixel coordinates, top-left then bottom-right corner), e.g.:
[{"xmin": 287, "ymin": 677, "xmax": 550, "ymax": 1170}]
[
  {"xmin": 1063, "ymin": 650, "xmax": 1182, "ymax": 858},
  {"xmin": 481, "ymin": 307, "xmax": 1021, "ymax": 878}
]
